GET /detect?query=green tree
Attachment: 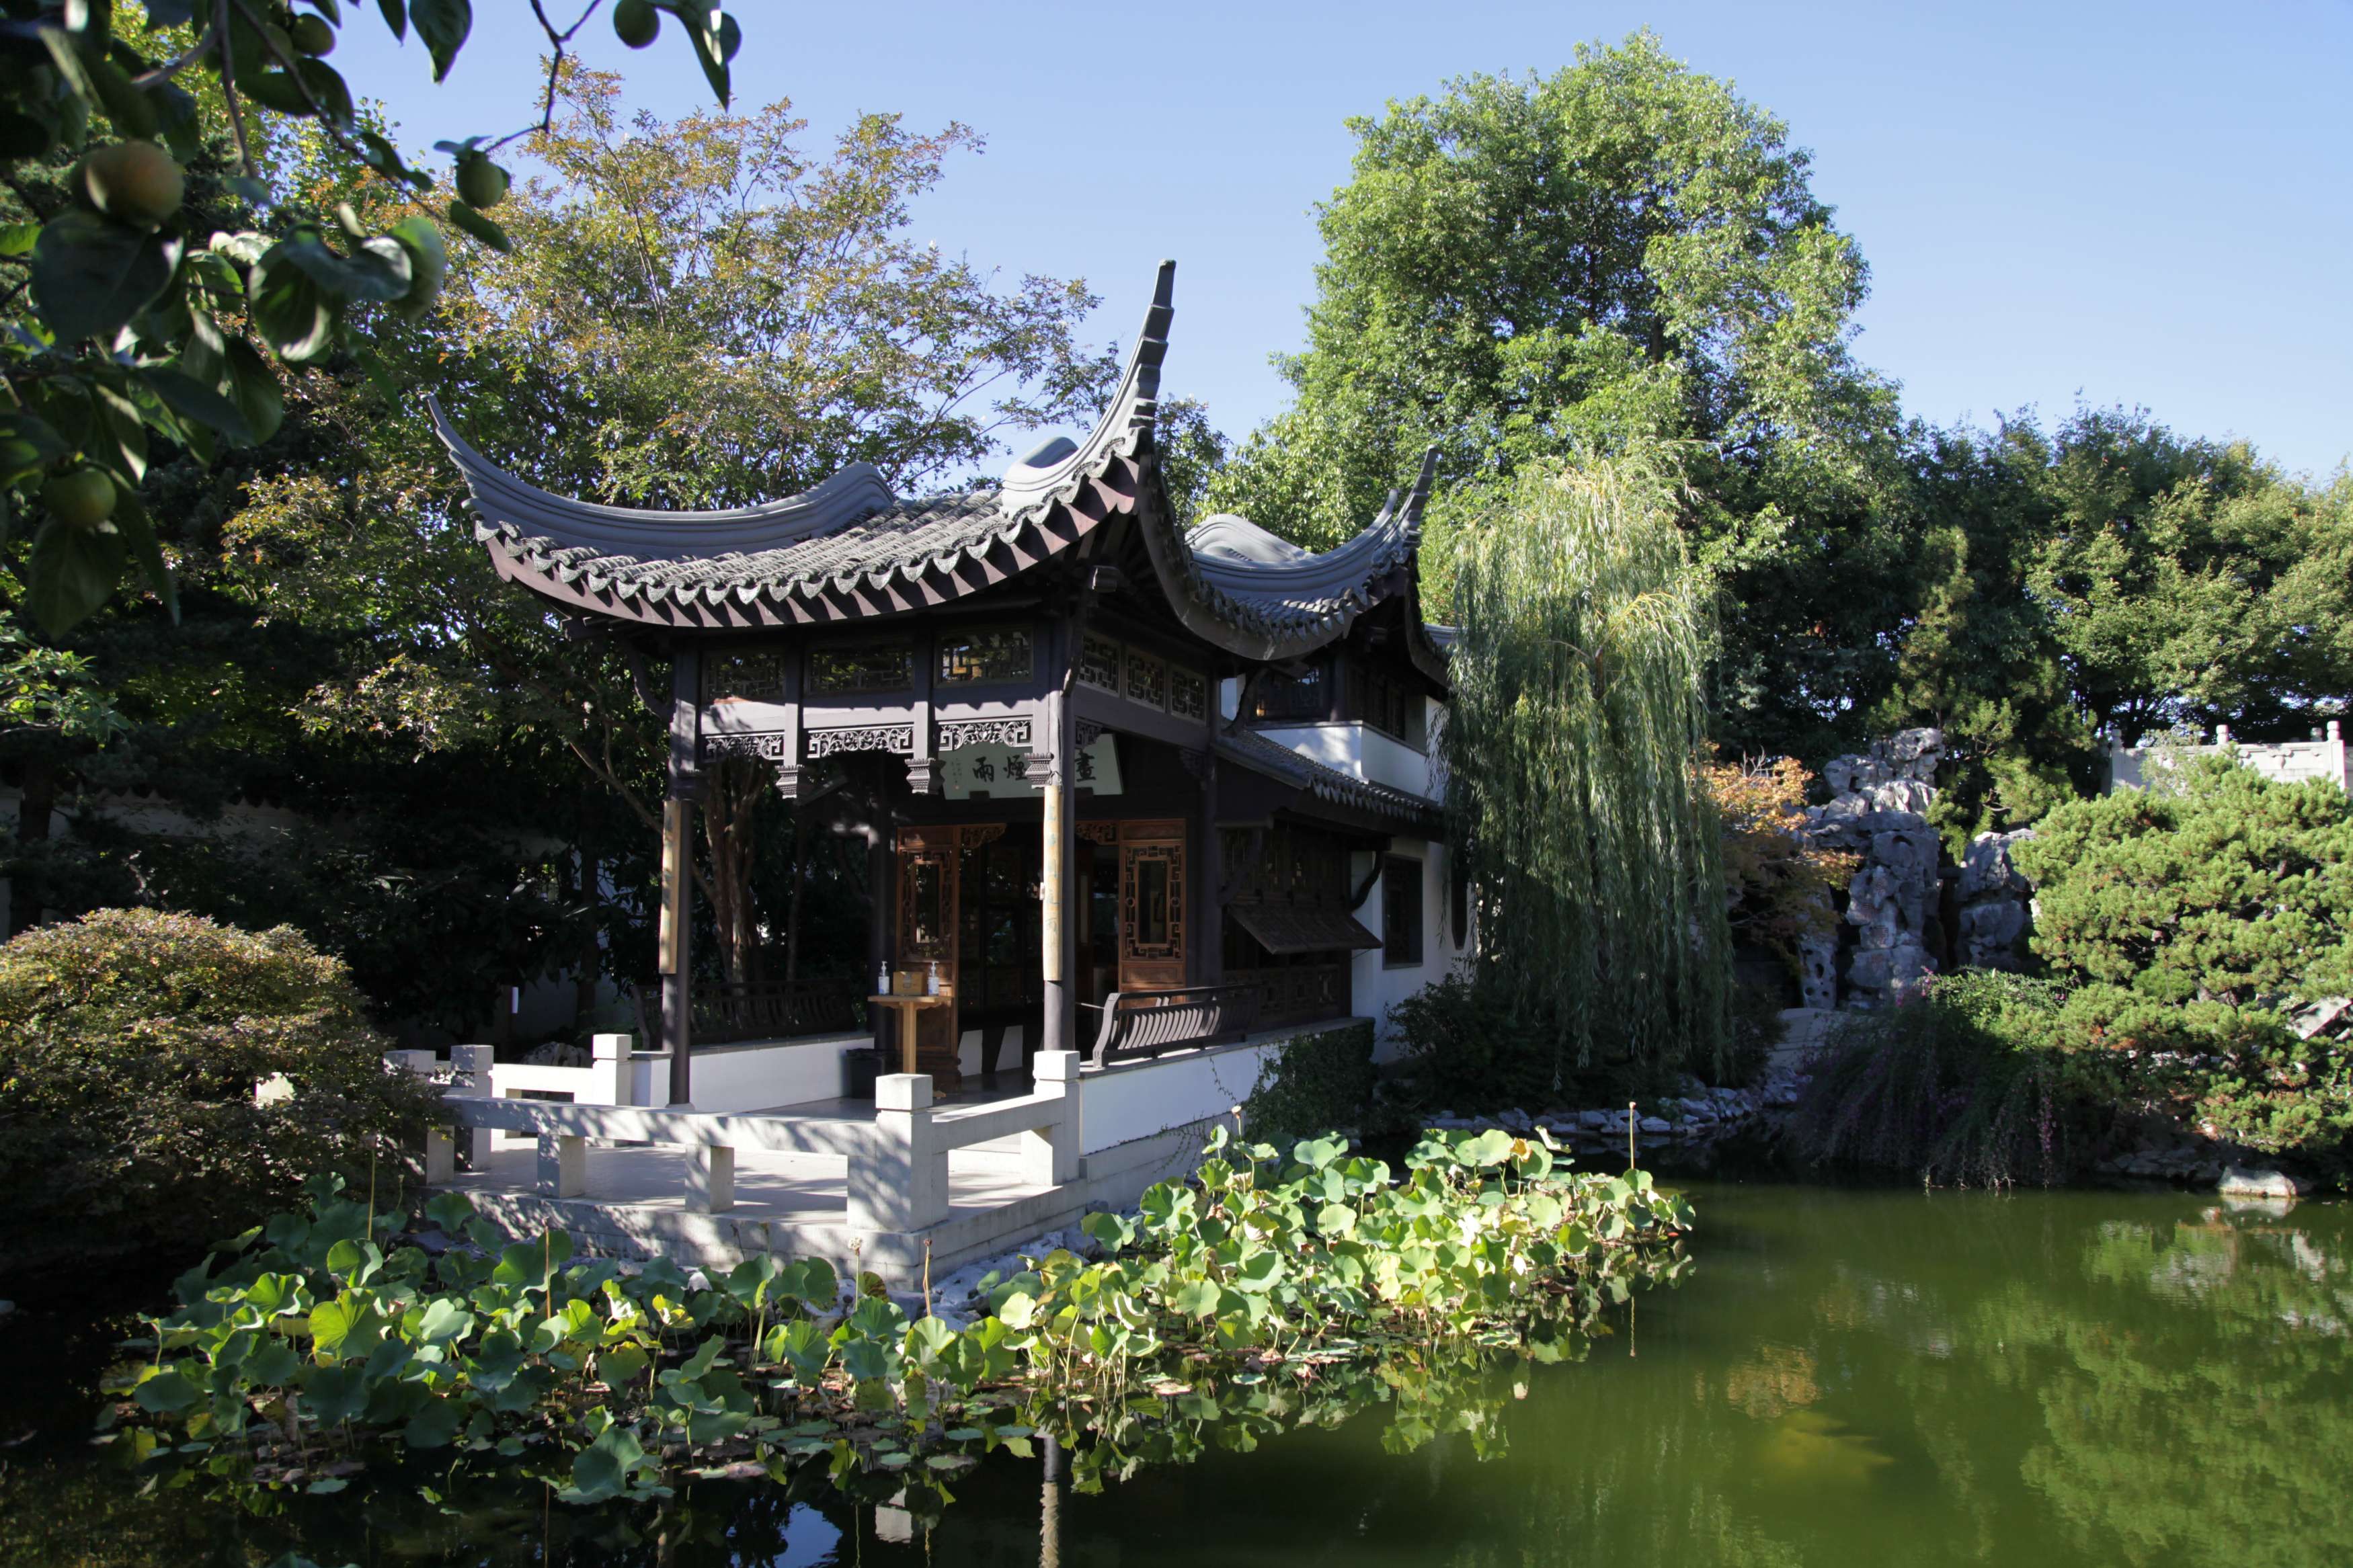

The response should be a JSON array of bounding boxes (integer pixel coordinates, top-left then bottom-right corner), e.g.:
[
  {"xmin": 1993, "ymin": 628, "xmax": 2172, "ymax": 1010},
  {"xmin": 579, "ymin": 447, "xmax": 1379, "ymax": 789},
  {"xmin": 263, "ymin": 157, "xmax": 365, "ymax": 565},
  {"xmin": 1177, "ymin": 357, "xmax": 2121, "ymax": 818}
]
[
  {"xmin": 1872, "ymin": 409, "xmax": 2353, "ymax": 844},
  {"xmin": 0, "ymin": 906, "xmax": 438, "ymax": 1269},
  {"xmin": 1204, "ymin": 32, "xmax": 1908, "ymax": 755},
  {"xmin": 1443, "ymin": 456, "xmax": 1730, "ymax": 1084},
  {"xmin": 234, "ymin": 70, "xmax": 1115, "ymax": 985}
]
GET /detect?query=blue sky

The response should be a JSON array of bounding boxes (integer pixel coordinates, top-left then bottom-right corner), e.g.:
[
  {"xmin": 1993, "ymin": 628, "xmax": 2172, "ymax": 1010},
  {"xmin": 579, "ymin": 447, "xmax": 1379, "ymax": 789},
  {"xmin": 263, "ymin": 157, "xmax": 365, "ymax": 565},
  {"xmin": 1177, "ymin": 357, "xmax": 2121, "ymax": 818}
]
[{"xmin": 343, "ymin": 1, "xmax": 2353, "ymax": 481}]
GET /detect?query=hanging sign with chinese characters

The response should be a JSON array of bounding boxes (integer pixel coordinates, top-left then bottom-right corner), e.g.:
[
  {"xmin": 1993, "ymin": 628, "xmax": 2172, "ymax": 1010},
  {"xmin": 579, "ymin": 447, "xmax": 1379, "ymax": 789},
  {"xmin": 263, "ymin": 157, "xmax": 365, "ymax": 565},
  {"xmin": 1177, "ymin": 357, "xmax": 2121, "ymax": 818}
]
[{"xmin": 939, "ymin": 735, "xmax": 1123, "ymax": 800}]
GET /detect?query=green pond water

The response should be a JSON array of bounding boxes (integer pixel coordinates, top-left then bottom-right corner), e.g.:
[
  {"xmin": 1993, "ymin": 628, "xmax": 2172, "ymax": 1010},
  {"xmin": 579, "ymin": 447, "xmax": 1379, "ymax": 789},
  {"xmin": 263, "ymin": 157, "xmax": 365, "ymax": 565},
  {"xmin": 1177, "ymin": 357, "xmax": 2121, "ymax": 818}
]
[{"xmin": 5, "ymin": 1179, "xmax": 2350, "ymax": 1567}]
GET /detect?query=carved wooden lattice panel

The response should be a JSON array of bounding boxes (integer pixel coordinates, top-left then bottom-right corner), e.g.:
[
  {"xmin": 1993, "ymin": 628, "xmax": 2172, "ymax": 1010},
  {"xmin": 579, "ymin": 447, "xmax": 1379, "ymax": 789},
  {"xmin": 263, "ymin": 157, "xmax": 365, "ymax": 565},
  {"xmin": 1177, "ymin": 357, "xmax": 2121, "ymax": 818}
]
[
  {"xmin": 1078, "ymin": 634, "xmax": 1123, "ymax": 693},
  {"xmin": 705, "ymin": 649, "xmax": 791, "ymax": 703},
  {"xmin": 809, "ymin": 641, "xmax": 914, "ymax": 694},
  {"xmin": 1168, "ymin": 666, "xmax": 1207, "ymax": 723},
  {"xmin": 1119, "ymin": 819, "xmax": 1187, "ymax": 991},
  {"xmin": 938, "ymin": 627, "xmax": 1034, "ymax": 686},
  {"xmin": 1123, "ymin": 648, "xmax": 1167, "ymax": 710}
]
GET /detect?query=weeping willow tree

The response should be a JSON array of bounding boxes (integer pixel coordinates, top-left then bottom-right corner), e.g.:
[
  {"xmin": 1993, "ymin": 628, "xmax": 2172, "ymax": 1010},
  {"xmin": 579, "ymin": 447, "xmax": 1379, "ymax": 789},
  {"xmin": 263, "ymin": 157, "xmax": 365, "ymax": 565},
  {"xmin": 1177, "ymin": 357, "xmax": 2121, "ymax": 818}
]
[{"xmin": 1445, "ymin": 458, "xmax": 1732, "ymax": 1083}]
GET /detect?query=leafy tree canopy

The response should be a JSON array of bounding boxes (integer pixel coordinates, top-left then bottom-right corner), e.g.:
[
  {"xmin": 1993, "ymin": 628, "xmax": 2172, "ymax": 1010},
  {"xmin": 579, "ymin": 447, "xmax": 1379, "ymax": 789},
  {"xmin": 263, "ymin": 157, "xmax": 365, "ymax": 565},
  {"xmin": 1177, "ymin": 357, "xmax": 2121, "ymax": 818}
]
[
  {"xmin": 1196, "ymin": 32, "xmax": 1907, "ymax": 756},
  {"xmin": 0, "ymin": 0, "xmax": 748, "ymax": 635}
]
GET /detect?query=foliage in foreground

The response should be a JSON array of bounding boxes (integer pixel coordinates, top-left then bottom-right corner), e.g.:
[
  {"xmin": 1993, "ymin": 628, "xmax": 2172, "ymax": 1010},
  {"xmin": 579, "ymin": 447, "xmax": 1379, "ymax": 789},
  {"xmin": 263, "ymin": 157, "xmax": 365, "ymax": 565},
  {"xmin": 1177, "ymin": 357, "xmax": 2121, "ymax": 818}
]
[
  {"xmin": 106, "ymin": 1128, "xmax": 1690, "ymax": 1513},
  {"xmin": 1445, "ymin": 456, "xmax": 1731, "ymax": 1085},
  {"xmin": 0, "ymin": 908, "xmax": 436, "ymax": 1269},
  {"xmin": 1, "ymin": 1, "xmax": 744, "ymax": 634}
]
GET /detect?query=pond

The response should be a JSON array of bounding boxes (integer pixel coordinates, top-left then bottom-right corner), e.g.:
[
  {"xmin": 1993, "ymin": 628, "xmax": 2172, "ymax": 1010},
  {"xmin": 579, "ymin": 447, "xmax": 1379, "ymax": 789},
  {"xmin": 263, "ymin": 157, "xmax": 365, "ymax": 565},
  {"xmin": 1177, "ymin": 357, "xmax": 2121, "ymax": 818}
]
[{"xmin": 3, "ymin": 1180, "xmax": 2347, "ymax": 1567}]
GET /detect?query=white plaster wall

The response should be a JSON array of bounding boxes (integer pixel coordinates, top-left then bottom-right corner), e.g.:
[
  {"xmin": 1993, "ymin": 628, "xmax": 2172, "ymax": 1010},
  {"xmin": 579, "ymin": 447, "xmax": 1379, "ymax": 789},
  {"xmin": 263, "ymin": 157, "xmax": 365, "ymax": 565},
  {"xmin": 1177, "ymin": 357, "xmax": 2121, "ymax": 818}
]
[
  {"xmin": 1251, "ymin": 723, "xmax": 1439, "ymax": 801},
  {"xmin": 1076, "ymin": 1034, "xmax": 1300, "ymax": 1154},
  {"xmin": 1349, "ymin": 837, "xmax": 1471, "ymax": 1063},
  {"xmin": 686, "ymin": 1032, "xmax": 870, "ymax": 1112}
]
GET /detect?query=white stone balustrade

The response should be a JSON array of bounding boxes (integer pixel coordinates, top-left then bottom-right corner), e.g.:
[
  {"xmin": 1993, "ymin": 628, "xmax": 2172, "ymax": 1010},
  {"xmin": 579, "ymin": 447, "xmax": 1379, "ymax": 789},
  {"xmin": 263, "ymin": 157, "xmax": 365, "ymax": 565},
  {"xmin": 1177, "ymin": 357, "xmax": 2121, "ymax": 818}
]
[{"xmin": 405, "ymin": 1049, "xmax": 1084, "ymax": 1234}]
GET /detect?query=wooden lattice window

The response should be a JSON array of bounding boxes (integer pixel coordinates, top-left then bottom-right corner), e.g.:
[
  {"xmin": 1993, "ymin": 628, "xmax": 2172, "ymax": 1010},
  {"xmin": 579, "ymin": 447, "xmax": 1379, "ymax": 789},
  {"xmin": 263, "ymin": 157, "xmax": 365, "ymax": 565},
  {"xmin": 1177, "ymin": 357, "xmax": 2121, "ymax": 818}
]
[
  {"xmin": 1168, "ymin": 667, "xmax": 1207, "ymax": 723},
  {"xmin": 1123, "ymin": 648, "xmax": 1166, "ymax": 710},
  {"xmin": 938, "ymin": 627, "xmax": 1033, "ymax": 686},
  {"xmin": 705, "ymin": 649, "xmax": 790, "ymax": 703},
  {"xmin": 1120, "ymin": 823, "xmax": 1185, "ymax": 964},
  {"xmin": 809, "ymin": 641, "xmax": 914, "ymax": 694},
  {"xmin": 1382, "ymin": 854, "xmax": 1424, "ymax": 967},
  {"xmin": 1252, "ymin": 662, "xmax": 1326, "ymax": 723},
  {"xmin": 1078, "ymin": 634, "xmax": 1123, "ymax": 692}
]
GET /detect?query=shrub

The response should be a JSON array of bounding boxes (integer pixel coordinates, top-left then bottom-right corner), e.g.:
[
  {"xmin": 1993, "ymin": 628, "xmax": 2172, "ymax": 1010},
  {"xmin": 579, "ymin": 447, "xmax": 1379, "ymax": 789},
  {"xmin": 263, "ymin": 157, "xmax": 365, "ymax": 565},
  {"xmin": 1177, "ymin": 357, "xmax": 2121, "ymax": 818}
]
[
  {"xmin": 1390, "ymin": 970, "xmax": 1560, "ymax": 1112},
  {"xmin": 0, "ymin": 908, "xmax": 438, "ymax": 1273},
  {"xmin": 1788, "ymin": 971, "xmax": 2080, "ymax": 1186},
  {"xmin": 2018, "ymin": 757, "xmax": 2353, "ymax": 1160},
  {"xmin": 1240, "ymin": 1021, "xmax": 1378, "ymax": 1147},
  {"xmin": 2017, "ymin": 755, "xmax": 2353, "ymax": 1016}
]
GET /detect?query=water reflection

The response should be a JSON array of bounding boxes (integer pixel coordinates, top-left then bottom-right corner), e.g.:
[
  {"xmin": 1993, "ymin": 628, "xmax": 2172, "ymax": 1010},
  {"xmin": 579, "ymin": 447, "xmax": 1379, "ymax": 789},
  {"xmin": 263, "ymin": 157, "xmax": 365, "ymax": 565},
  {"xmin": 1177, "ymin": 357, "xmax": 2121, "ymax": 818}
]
[{"xmin": 5, "ymin": 1186, "xmax": 2349, "ymax": 1566}]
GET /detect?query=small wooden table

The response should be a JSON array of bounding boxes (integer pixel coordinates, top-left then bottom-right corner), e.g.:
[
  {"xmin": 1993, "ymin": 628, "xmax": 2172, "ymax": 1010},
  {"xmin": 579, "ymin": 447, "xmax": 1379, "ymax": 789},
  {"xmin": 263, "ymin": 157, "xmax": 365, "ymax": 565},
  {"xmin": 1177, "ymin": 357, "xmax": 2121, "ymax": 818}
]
[{"xmin": 868, "ymin": 992, "xmax": 953, "ymax": 1077}]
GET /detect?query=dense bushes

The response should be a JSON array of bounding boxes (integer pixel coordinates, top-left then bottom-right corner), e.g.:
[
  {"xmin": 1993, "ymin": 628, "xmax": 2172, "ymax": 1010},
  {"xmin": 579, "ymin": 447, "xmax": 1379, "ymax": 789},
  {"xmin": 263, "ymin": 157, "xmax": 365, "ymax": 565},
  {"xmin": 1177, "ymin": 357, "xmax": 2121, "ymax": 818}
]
[
  {"xmin": 0, "ymin": 909, "xmax": 438, "ymax": 1272},
  {"xmin": 1793, "ymin": 759, "xmax": 2353, "ymax": 1183},
  {"xmin": 1790, "ymin": 973, "xmax": 2077, "ymax": 1186}
]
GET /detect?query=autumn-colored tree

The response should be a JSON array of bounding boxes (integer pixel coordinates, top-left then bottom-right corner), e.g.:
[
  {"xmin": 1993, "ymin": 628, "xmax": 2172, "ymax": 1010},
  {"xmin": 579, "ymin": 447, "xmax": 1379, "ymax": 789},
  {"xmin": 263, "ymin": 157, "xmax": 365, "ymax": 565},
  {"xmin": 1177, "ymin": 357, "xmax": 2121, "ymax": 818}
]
[{"xmin": 1704, "ymin": 755, "xmax": 1857, "ymax": 970}]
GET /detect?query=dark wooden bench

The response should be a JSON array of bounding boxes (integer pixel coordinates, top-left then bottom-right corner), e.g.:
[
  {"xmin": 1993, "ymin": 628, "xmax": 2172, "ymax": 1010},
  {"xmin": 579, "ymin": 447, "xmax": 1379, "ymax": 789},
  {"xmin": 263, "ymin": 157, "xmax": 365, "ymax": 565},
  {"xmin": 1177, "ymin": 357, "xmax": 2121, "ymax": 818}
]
[{"xmin": 1085, "ymin": 983, "xmax": 1264, "ymax": 1067}]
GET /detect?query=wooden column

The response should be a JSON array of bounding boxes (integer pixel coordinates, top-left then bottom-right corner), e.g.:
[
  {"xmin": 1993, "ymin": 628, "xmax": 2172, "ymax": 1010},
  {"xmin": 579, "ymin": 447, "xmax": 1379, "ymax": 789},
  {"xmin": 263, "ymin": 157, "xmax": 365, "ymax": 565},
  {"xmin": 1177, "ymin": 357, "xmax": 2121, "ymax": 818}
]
[
  {"xmin": 867, "ymin": 822, "xmax": 893, "ymax": 1061},
  {"xmin": 662, "ymin": 645, "xmax": 701, "ymax": 1107},
  {"xmin": 1039, "ymin": 651, "xmax": 1077, "ymax": 1059},
  {"xmin": 1040, "ymin": 686, "xmax": 1078, "ymax": 1053}
]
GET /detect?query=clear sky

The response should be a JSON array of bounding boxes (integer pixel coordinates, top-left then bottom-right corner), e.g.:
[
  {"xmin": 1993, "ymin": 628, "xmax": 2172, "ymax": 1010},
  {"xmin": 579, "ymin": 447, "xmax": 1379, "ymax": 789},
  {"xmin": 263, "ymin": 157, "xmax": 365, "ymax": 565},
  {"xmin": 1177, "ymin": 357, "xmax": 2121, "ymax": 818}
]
[{"xmin": 342, "ymin": 1, "xmax": 2353, "ymax": 481}]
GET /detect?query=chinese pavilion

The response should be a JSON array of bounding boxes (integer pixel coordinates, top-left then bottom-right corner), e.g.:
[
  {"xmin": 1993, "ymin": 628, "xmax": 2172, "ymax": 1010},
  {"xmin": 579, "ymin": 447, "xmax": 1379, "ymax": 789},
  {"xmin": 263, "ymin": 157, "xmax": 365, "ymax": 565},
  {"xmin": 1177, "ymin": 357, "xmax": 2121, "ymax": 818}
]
[{"xmin": 432, "ymin": 262, "xmax": 1464, "ymax": 1107}]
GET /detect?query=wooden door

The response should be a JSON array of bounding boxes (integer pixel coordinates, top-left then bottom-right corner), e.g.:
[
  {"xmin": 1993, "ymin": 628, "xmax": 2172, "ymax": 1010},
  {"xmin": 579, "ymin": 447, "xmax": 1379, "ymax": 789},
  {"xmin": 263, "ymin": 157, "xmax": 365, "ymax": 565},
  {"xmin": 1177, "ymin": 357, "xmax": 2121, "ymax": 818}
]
[
  {"xmin": 1117, "ymin": 819, "xmax": 1187, "ymax": 993},
  {"xmin": 895, "ymin": 829, "xmax": 963, "ymax": 1088}
]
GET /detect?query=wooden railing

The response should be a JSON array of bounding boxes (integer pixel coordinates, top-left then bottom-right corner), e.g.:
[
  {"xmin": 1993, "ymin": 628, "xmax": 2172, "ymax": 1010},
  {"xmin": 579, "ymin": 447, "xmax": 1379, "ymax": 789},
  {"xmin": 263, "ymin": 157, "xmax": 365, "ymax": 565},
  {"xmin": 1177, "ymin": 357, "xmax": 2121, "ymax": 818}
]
[
  {"xmin": 694, "ymin": 979, "xmax": 865, "ymax": 1044},
  {"xmin": 1086, "ymin": 983, "xmax": 1263, "ymax": 1067},
  {"xmin": 1228, "ymin": 961, "xmax": 1351, "ymax": 1029}
]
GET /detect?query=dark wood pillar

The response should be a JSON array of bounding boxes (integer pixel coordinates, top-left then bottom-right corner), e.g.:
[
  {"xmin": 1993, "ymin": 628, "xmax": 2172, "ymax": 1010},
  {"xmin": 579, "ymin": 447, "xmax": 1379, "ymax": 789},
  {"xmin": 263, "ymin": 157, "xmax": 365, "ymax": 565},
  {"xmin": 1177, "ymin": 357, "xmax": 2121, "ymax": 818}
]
[
  {"xmin": 1038, "ymin": 612, "xmax": 1078, "ymax": 1057},
  {"xmin": 662, "ymin": 646, "xmax": 702, "ymax": 1106},
  {"xmin": 868, "ymin": 823, "xmax": 893, "ymax": 1062},
  {"xmin": 1039, "ymin": 681, "xmax": 1075, "ymax": 1057}
]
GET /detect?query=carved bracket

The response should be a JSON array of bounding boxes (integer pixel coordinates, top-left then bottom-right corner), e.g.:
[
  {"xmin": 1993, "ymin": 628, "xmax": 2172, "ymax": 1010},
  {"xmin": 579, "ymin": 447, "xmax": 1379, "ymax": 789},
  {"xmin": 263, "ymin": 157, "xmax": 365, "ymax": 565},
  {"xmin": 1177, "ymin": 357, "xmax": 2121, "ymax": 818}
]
[
  {"xmin": 939, "ymin": 717, "xmax": 1033, "ymax": 751},
  {"xmin": 807, "ymin": 724, "xmax": 915, "ymax": 759},
  {"xmin": 1179, "ymin": 747, "xmax": 1211, "ymax": 784},
  {"xmin": 701, "ymin": 731, "xmax": 795, "ymax": 764}
]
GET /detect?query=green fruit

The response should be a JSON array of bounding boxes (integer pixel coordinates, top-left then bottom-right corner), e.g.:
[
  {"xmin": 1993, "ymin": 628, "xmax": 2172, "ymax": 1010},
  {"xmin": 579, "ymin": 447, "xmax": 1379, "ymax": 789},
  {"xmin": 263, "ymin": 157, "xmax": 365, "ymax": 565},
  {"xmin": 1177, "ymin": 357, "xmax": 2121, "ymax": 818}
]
[
  {"xmin": 78, "ymin": 141, "xmax": 185, "ymax": 229},
  {"xmin": 612, "ymin": 0, "xmax": 660, "ymax": 48},
  {"xmin": 42, "ymin": 466, "xmax": 117, "ymax": 530},
  {"xmin": 456, "ymin": 154, "xmax": 509, "ymax": 211},
  {"xmin": 289, "ymin": 13, "xmax": 335, "ymax": 55}
]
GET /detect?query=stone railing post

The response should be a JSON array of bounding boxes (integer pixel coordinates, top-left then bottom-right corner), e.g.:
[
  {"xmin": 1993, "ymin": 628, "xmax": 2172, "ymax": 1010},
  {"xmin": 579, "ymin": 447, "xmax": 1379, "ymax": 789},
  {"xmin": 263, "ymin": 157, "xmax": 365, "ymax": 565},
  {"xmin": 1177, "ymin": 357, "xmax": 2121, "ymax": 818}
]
[
  {"xmin": 1021, "ymin": 1050, "xmax": 1082, "ymax": 1187},
  {"xmin": 592, "ymin": 1032, "xmax": 635, "ymax": 1107},
  {"xmin": 848, "ymin": 1073, "xmax": 945, "ymax": 1232},
  {"xmin": 538, "ymin": 1130, "xmax": 588, "ymax": 1198},
  {"xmin": 387, "ymin": 1050, "xmax": 452, "ymax": 1181},
  {"xmin": 686, "ymin": 1141, "xmax": 735, "ymax": 1213},
  {"xmin": 451, "ymin": 1043, "xmax": 494, "ymax": 1170}
]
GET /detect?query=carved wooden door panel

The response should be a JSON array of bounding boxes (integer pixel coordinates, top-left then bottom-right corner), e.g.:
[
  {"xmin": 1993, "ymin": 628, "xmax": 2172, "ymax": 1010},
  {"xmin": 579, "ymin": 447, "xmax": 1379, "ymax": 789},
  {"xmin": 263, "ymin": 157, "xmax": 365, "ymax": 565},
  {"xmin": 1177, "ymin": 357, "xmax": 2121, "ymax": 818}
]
[
  {"xmin": 1117, "ymin": 819, "xmax": 1187, "ymax": 993},
  {"xmin": 895, "ymin": 829, "xmax": 963, "ymax": 1087}
]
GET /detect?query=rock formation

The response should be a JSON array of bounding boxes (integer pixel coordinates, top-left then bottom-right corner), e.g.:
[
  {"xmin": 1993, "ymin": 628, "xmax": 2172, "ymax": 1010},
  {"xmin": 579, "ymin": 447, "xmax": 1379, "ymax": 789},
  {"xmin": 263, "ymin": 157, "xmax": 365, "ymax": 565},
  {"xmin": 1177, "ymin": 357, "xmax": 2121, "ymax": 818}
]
[
  {"xmin": 1955, "ymin": 829, "xmax": 2036, "ymax": 971},
  {"xmin": 1804, "ymin": 729, "xmax": 1946, "ymax": 1007}
]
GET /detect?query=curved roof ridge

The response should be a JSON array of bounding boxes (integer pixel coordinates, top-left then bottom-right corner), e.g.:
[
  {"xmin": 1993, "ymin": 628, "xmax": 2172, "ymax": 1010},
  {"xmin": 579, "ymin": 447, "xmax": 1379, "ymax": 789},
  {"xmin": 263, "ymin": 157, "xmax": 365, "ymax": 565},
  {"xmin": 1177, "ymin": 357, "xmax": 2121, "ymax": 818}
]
[
  {"xmin": 1186, "ymin": 447, "xmax": 1437, "ymax": 596},
  {"xmin": 425, "ymin": 397, "xmax": 898, "ymax": 559},
  {"xmin": 998, "ymin": 258, "xmax": 1174, "ymax": 520}
]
